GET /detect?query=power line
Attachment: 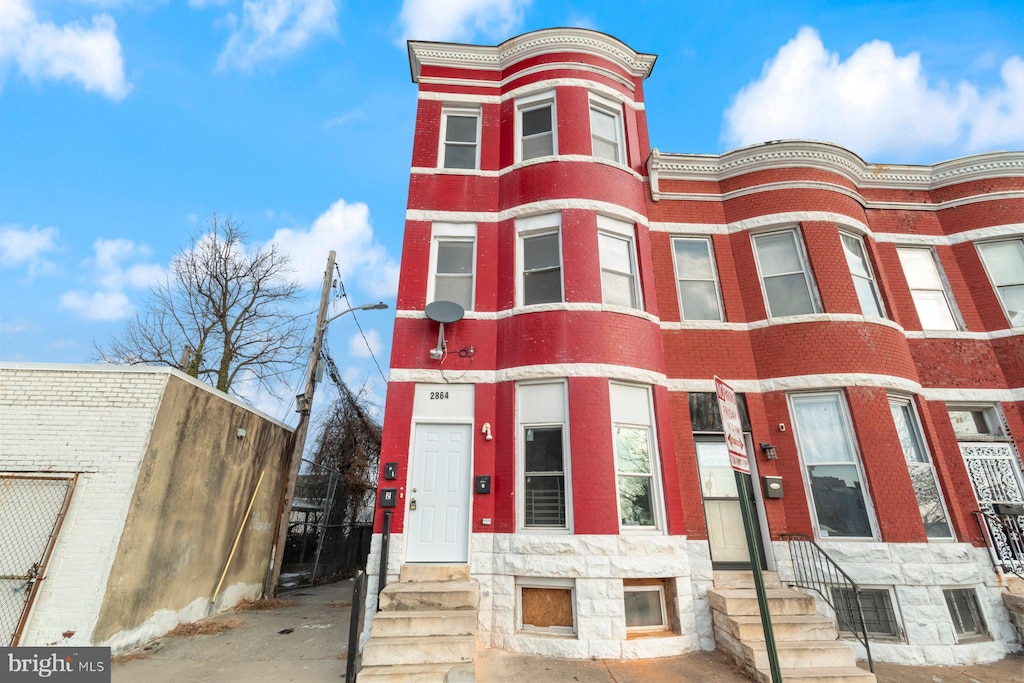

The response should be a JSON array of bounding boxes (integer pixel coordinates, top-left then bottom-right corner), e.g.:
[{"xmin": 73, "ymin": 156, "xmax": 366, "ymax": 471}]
[{"xmin": 332, "ymin": 271, "xmax": 389, "ymax": 386}]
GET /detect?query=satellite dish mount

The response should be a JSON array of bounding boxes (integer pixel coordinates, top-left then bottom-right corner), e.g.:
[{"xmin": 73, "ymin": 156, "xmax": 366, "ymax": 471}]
[{"xmin": 425, "ymin": 301, "xmax": 465, "ymax": 360}]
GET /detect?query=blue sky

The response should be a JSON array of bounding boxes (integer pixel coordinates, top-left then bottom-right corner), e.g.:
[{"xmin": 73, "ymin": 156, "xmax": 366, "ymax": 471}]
[{"xmin": 2, "ymin": 0, "xmax": 1023, "ymax": 421}]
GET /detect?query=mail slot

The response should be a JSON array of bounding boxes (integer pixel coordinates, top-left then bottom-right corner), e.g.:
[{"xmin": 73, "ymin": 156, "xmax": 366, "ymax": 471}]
[
  {"xmin": 475, "ymin": 475, "xmax": 492, "ymax": 494},
  {"xmin": 383, "ymin": 462, "xmax": 398, "ymax": 480},
  {"xmin": 380, "ymin": 488, "xmax": 398, "ymax": 507},
  {"xmin": 762, "ymin": 475, "xmax": 783, "ymax": 499}
]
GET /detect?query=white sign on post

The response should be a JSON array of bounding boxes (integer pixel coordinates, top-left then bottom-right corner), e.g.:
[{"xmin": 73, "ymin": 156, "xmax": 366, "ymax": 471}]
[{"xmin": 714, "ymin": 376, "xmax": 749, "ymax": 474}]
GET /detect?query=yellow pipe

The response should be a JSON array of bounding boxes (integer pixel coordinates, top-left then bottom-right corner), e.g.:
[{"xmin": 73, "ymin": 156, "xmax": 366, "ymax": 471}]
[{"xmin": 212, "ymin": 469, "xmax": 265, "ymax": 605}]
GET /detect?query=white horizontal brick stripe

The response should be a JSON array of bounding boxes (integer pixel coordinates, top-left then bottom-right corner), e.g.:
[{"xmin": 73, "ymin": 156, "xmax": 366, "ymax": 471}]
[
  {"xmin": 418, "ymin": 78, "xmax": 646, "ymax": 108},
  {"xmin": 390, "ymin": 363, "xmax": 667, "ymax": 386},
  {"xmin": 407, "ymin": 198, "xmax": 648, "ymax": 225},
  {"xmin": 396, "ymin": 302, "xmax": 660, "ymax": 324},
  {"xmin": 412, "ymin": 155, "xmax": 644, "ymax": 181}
]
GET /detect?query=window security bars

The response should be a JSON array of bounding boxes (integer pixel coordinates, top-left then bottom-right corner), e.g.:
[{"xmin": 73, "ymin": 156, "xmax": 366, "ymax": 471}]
[{"xmin": 782, "ymin": 534, "xmax": 874, "ymax": 672}]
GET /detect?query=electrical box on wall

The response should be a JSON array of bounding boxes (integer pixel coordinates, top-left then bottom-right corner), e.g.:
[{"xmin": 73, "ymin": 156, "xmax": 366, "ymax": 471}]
[
  {"xmin": 380, "ymin": 488, "xmax": 398, "ymax": 507},
  {"xmin": 475, "ymin": 475, "xmax": 491, "ymax": 494},
  {"xmin": 762, "ymin": 476, "xmax": 783, "ymax": 499},
  {"xmin": 383, "ymin": 462, "xmax": 398, "ymax": 480}
]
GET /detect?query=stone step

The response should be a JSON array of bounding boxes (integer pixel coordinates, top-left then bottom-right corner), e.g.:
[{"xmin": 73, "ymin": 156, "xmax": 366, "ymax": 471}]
[
  {"xmin": 361, "ymin": 635, "xmax": 475, "ymax": 667},
  {"xmin": 400, "ymin": 564, "xmax": 471, "ymax": 583},
  {"xmin": 714, "ymin": 612, "xmax": 837, "ymax": 642},
  {"xmin": 371, "ymin": 609, "xmax": 478, "ymax": 638},
  {"xmin": 713, "ymin": 570, "xmax": 783, "ymax": 590},
  {"xmin": 379, "ymin": 580, "xmax": 479, "ymax": 612},
  {"xmin": 708, "ymin": 588, "xmax": 817, "ymax": 616},
  {"xmin": 358, "ymin": 663, "xmax": 466, "ymax": 683},
  {"xmin": 744, "ymin": 641, "xmax": 856, "ymax": 671},
  {"xmin": 754, "ymin": 666, "xmax": 876, "ymax": 683}
]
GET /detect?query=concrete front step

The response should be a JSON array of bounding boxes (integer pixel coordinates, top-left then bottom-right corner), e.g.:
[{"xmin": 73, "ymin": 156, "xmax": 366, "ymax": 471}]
[
  {"xmin": 713, "ymin": 570, "xmax": 783, "ymax": 590},
  {"xmin": 714, "ymin": 612, "xmax": 837, "ymax": 642},
  {"xmin": 708, "ymin": 588, "xmax": 817, "ymax": 616},
  {"xmin": 754, "ymin": 666, "xmax": 876, "ymax": 683},
  {"xmin": 362, "ymin": 635, "xmax": 475, "ymax": 667},
  {"xmin": 379, "ymin": 580, "xmax": 479, "ymax": 612},
  {"xmin": 400, "ymin": 564, "xmax": 471, "ymax": 583},
  {"xmin": 358, "ymin": 662, "xmax": 473, "ymax": 683},
  {"xmin": 371, "ymin": 609, "xmax": 478, "ymax": 638},
  {"xmin": 744, "ymin": 641, "xmax": 856, "ymax": 671}
]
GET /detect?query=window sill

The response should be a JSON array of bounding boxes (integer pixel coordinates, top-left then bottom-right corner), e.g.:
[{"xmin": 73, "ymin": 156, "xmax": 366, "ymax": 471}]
[{"xmin": 625, "ymin": 629, "xmax": 675, "ymax": 640}]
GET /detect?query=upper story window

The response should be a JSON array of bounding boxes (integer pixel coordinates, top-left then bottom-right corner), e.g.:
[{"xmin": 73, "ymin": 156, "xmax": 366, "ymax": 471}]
[
  {"xmin": 976, "ymin": 239, "xmax": 1024, "ymax": 327},
  {"xmin": 896, "ymin": 247, "xmax": 959, "ymax": 330},
  {"xmin": 610, "ymin": 382, "xmax": 662, "ymax": 531},
  {"xmin": 589, "ymin": 94, "xmax": 625, "ymax": 164},
  {"xmin": 440, "ymin": 107, "xmax": 480, "ymax": 170},
  {"xmin": 429, "ymin": 223, "xmax": 476, "ymax": 311},
  {"xmin": 672, "ymin": 236, "xmax": 723, "ymax": 321},
  {"xmin": 518, "ymin": 214, "xmax": 562, "ymax": 306},
  {"xmin": 598, "ymin": 216, "xmax": 640, "ymax": 309},
  {"xmin": 518, "ymin": 381, "xmax": 571, "ymax": 531},
  {"xmin": 752, "ymin": 229, "xmax": 819, "ymax": 317},
  {"xmin": 840, "ymin": 232, "xmax": 884, "ymax": 317},
  {"xmin": 517, "ymin": 91, "xmax": 556, "ymax": 162}
]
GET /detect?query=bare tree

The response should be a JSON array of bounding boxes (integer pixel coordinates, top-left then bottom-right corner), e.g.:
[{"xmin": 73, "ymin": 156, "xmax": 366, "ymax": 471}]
[{"xmin": 97, "ymin": 216, "xmax": 304, "ymax": 394}]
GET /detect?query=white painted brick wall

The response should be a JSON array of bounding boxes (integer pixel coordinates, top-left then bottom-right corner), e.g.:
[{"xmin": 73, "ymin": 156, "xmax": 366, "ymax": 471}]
[{"xmin": 0, "ymin": 365, "xmax": 167, "ymax": 647}]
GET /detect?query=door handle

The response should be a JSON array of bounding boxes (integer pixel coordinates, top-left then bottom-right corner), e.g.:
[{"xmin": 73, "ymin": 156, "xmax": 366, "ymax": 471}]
[{"xmin": 410, "ymin": 499, "xmax": 417, "ymax": 511}]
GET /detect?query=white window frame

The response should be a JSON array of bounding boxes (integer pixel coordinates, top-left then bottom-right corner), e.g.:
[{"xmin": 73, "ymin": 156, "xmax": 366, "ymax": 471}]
[
  {"xmin": 789, "ymin": 391, "xmax": 879, "ymax": 541},
  {"xmin": 517, "ymin": 380, "xmax": 573, "ymax": 533},
  {"xmin": 589, "ymin": 92, "xmax": 625, "ymax": 165},
  {"xmin": 610, "ymin": 382, "xmax": 665, "ymax": 533},
  {"xmin": 671, "ymin": 235, "xmax": 724, "ymax": 321},
  {"xmin": 751, "ymin": 228, "xmax": 821, "ymax": 318},
  {"xmin": 515, "ymin": 90, "xmax": 557, "ymax": 163},
  {"xmin": 597, "ymin": 215, "xmax": 641, "ymax": 310},
  {"xmin": 517, "ymin": 213, "xmax": 563, "ymax": 307},
  {"xmin": 623, "ymin": 583, "xmax": 669, "ymax": 633},
  {"xmin": 976, "ymin": 238, "xmax": 1024, "ymax": 328},
  {"xmin": 517, "ymin": 577, "xmax": 577, "ymax": 635},
  {"xmin": 896, "ymin": 246, "xmax": 962, "ymax": 331},
  {"xmin": 887, "ymin": 395, "xmax": 954, "ymax": 540},
  {"xmin": 427, "ymin": 223, "xmax": 477, "ymax": 311},
  {"xmin": 438, "ymin": 106, "xmax": 481, "ymax": 171},
  {"xmin": 943, "ymin": 587, "xmax": 990, "ymax": 642},
  {"xmin": 840, "ymin": 231, "xmax": 885, "ymax": 318}
]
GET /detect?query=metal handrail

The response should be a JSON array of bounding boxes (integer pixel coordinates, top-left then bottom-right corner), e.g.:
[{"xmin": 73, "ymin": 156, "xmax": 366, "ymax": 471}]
[
  {"xmin": 377, "ymin": 511, "xmax": 392, "ymax": 609},
  {"xmin": 972, "ymin": 510, "xmax": 1024, "ymax": 580},
  {"xmin": 782, "ymin": 534, "xmax": 873, "ymax": 673}
]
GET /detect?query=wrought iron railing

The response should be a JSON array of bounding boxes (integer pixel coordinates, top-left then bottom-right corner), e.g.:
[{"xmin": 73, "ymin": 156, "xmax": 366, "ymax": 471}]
[
  {"xmin": 377, "ymin": 510, "xmax": 392, "ymax": 608},
  {"xmin": 972, "ymin": 509, "xmax": 1024, "ymax": 580},
  {"xmin": 782, "ymin": 534, "xmax": 874, "ymax": 673}
]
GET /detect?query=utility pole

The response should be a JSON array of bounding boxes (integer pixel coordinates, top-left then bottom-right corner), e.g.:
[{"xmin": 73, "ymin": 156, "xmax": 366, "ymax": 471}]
[{"xmin": 267, "ymin": 250, "xmax": 336, "ymax": 596}]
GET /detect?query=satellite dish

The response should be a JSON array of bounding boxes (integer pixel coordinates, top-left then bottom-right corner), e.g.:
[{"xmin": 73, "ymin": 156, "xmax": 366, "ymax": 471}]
[
  {"xmin": 425, "ymin": 300, "xmax": 465, "ymax": 324},
  {"xmin": 425, "ymin": 300, "xmax": 465, "ymax": 360}
]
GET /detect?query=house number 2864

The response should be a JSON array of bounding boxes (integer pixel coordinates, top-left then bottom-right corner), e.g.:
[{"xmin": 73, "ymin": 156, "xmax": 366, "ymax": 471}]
[{"xmin": 429, "ymin": 391, "xmax": 449, "ymax": 400}]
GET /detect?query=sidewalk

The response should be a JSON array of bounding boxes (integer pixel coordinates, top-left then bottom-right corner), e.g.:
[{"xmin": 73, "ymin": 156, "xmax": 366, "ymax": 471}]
[{"xmin": 112, "ymin": 580, "xmax": 1023, "ymax": 682}]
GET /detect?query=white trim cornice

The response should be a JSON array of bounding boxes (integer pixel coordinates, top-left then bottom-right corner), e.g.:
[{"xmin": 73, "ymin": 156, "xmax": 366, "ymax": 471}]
[
  {"xmin": 409, "ymin": 28, "xmax": 657, "ymax": 82},
  {"xmin": 647, "ymin": 142, "xmax": 1024, "ymax": 200}
]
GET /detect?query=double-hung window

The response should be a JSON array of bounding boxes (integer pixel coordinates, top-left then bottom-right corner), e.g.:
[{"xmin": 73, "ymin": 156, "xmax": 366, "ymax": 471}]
[
  {"xmin": 440, "ymin": 107, "xmax": 480, "ymax": 170},
  {"xmin": 896, "ymin": 247, "xmax": 959, "ymax": 330},
  {"xmin": 518, "ymin": 214, "xmax": 562, "ymax": 306},
  {"xmin": 888, "ymin": 396, "xmax": 953, "ymax": 539},
  {"xmin": 977, "ymin": 239, "xmax": 1024, "ymax": 326},
  {"xmin": 518, "ymin": 381, "xmax": 571, "ymax": 530},
  {"xmin": 672, "ymin": 236, "xmax": 723, "ymax": 321},
  {"xmin": 790, "ymin": 393, "xmax": 874, "ymax": 539},
  {"xmin": 752, "ymin": 229, "xmax": 819, "ymax": 317},
  {"xmin": 610, "ymin": 382, "xmax": 662, "ymax": 530},
  {"xmin": 429, "ymin": 224, "xmax": 476, "ymax": 311},
  {"xmin": 517, "ymin": 92, "xmax": 556, "ymax": 161},
  {"xmin": 589, "ymin": 94, "xmax": 625, "ymax": 164},
  {"xmin": 598, "ymin": 216, "xmax": 640, "ymax": 309},
  {"xmin": 841, "ymin": 232, "xmax": 884, "ymax": 317}
]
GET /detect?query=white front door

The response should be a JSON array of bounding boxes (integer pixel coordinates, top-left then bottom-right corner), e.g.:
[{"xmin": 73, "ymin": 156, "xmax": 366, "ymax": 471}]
[
  {"xmin": 696, "ymin": 438, "xmax": 749, "ymax": 565},
  {"xmin": 406, "ymin": 423, "xmax": 472, "ymax": 563}
]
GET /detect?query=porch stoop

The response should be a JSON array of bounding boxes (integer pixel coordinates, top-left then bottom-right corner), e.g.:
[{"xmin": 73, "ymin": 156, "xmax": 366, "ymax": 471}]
[
  {"xmin": 709, "ymin": 571, "xmax": 876, "ymax": 683},
  {"xmin": 359, "ymin": 564, "xmax": 479, "ymax": 683}
]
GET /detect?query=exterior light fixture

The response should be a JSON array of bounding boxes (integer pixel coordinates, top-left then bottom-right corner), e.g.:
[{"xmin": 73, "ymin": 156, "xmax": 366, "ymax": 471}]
[
  {"xmin": 760, "ymin": 442, "xmax": 778, "ymax": 460},
  {"xmin": 481, "ymin": 423, "xmax": 493, "ymax": 441},
  {"xmin": 295, "ymin": 393, "xmax": 309, "ymax": 414}
]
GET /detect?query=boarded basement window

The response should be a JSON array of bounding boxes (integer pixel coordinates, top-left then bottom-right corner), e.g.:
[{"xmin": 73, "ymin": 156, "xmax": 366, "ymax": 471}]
[{"xmin": 519, "ymin": 581, "xmax": 575, "ymax": 634}]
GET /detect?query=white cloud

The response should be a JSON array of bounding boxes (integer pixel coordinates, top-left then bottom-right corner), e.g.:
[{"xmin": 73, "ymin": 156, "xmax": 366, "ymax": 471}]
[
  {"xmin": 2, "ymin": 318, "xmax": 39, "ymax": 334},
  {"xmin": 0, "ymin": 0, "xmax": 130, "ymax": 99},
  {"xmin": 216, "ymin": 0, "xmax": 338, "ymax": 72},
  {"xmin": 60, "ymin": 237, "xmax": 165, "ymax": 321},
  {"xmin": 270, "ymin": 198, "xmax": 399, "ymax": 298},
  {"xmin": 723, "ymin": 27, "xmax": 1024, "ymax": 159},
  {"xmin": 398, "ymin": 0, "xmax": 530, "ymax": 43},
  {"xmin": 0, "ymin": 224, "xmax": 58, "ymax": 276},
  {"xmin": 347, "ymin": 328, "xmax": 382, "ymax": 359},
  {"xmin": 189, "ymin": 0, "xmax": 232, "ymax": 7}
]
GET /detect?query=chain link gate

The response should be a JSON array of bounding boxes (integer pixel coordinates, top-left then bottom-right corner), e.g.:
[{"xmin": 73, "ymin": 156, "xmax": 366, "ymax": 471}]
[{"xmin": 0, "ymin": 474, "xmax": 77, "ymax": 646}]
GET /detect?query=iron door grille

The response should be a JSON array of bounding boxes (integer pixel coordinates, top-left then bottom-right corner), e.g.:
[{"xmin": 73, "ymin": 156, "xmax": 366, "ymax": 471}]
[{"xmin": 0, "ymin": 474, "xmax": 77, "ymax": 646}]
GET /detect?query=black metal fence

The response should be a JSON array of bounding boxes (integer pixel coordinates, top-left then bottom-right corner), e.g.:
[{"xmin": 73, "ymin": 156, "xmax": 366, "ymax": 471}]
[{"xmin": 279, "ymin": 460, "xmax": 373, "ymax": 590}]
